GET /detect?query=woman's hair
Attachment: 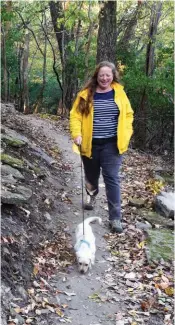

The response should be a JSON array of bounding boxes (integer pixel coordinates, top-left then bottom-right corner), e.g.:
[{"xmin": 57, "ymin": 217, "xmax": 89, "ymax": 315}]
[{"xmin": 77, "ymin": 61, "xmax": 120, "ymax": 116}]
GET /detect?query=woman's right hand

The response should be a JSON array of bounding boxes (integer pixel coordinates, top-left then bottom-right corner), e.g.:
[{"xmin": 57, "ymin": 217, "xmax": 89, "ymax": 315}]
[{"xmin": 74, "ymin": 136, "xmax": 82, "ymax": 146}]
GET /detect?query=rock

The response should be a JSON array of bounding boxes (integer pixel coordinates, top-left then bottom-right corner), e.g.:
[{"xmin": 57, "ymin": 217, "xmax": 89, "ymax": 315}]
[
  {"xmin": 1, "ymin": 174, "xmax": 17, "ymax": 185},
  {"xmin": 136, "ymin": 221, "xmax": 152, "ymax": 231},
  {"xmin": 1, "ymin": 164, "xmax": 25, "ymax": 180},
  {"xmin": 154, "ymin": 174, "xmax": 165, "ymax": 182},
  {"xmin": 1, "ymin": 103, "xmax": 17, "ymax": 116},
  {"xmin": 155, "ymin": 191, "xmax": 175, "ymax": 219},
  {"xmin": 44, "ymin": 212, "xmax": 52, "ymax": 220},
  {"xmin": 154, "ymin": 166, "xmax": 164, "ymax": 173},
  {"xmin": 145, "ymin": 229, "xmax": 174, "ymax": 263},
  {"xmin": 1, "ymin": 185, "xmax": 32, "ymax": 205},
  {"xmin": 139, "ymin": 209, "xmax": 174, "ymax": 229},
  {"xmin": 128, "ymin": 197, "xmax": 146, "ymax": 208},
  {"xmin": 1, "ymin": 154, "xmax": 24, "ymax": 169},
  {"xmin": 1, "ymin": 282, "xmax": 14, "ymax": 325},
  {"xmin": 10, "ymin": 309, "xmax": 25, "ymax": 324},
  {"xmin": 16, "ymin": 286, "xmax": 28, "ymax": 300},
  {"xmin": 1, "ymin": 134, "xmax": 27, "ymax": 148}
]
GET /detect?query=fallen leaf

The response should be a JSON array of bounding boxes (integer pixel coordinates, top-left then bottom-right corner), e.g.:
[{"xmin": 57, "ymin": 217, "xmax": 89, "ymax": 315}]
[
  {"xmin": 137, "ymin": 241, "xmax": 145, "ymax": 249},
  {"xmin": 64, "ymin": 291, "xmax": 76, "ymax": 297},
  {"xmin": 141, "ymin": 297, "xmax": 155, "ymax": 311},
  {"xmin": 33, "ymin": 280, "xmax": 40, "ymax": 288},
  {"xmin": 159, "ymin": 282, "xmax": 169, "ymax": 290},
  {"xmin": 25, "ymin": 318, "xmax": 34, "ymax": 324},
  {"xmin": 116, "ymin": 320, "xmax": 124, "ymax": 325},
  {"xmin": 55, "ymin": 308, "xmax": 64, "ymax": 317},
  {"xmin": 165, "ymin": 287, "xmax": 174, "ymax": 296},
  {"xmin": 44, "ymin": 198, "xmax": 50, "ymax": 205},
  {"xmin": 125, "ymin": 272, "xmax": 136, "ymax": 280},
  {"xmin": 46, "ymin": 305, "xmax": 55, "ymax": 313},
  {"xmin": 62, "ymin": 304, "xmax": 68, "ymax": 309},
  {"xmin": 14, "ymin": 307, "xmax": 22, "ymax": 314},
  {"xmin": 28, "ymin": 288, "xmax": 35, "ymax": 295},
  {"xmin": 33, "ymin": 264, "xmax": 39, "ymax": 276},
  {"xmin": 35, "ymin": 309, "xmax": 41, "ymax": 315},
  {"xmin": 115, "ymin": 312, "xmax": 123, "ymax": 320},
  {"xmin": 161, "ymin": 275, "xmax": 170, "ymax": 283},
  {"xmin": 19, "ymin": 206, "xmax": 31, "ymax": 217}
]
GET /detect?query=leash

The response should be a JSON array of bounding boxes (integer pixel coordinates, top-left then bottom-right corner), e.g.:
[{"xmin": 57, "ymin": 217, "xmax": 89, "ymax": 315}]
[{"xmin": 79, "ymin": 145, "xmax": 85, "ymax": 236}]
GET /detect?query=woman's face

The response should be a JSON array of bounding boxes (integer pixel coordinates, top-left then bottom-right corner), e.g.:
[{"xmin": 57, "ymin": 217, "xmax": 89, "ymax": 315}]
[{"xmin": 97, "ymin": 66, "xmax": 113, "ymax": 90}]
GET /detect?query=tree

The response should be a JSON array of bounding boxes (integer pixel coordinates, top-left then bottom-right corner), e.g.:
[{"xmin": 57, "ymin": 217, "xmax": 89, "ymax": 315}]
[
  {"xmin": 22, "ymin": 29, "xmax": 30, "ymax": 114},
  {"xmin": 96, "ymin": 1, "xmax": 117, "ymax": 63},
  {"xmin": 1, "ymin": 0, "xmax": 12, "ymax": 101},
  {"xmin": 134, "ymin": 1, "xmax": 163, "ymax": 149},
  {"xmin": 49, "ymin": 0, "xmax": 76, "ymax": 111}
]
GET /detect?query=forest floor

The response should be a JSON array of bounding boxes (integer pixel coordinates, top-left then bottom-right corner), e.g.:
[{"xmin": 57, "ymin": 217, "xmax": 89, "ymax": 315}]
[{"xmin": 1, "ymin": 108, "xmax": 174, "ymax": 325}]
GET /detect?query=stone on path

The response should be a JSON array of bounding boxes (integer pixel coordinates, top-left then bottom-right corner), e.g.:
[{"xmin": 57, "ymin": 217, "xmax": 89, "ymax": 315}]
[{"xmin": 155, "ymin": 191, "xmax": 175, "ymax": 219}]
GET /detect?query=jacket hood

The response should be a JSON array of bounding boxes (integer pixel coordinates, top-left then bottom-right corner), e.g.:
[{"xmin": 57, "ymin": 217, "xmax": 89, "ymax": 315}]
[{"xmin": 79, "ymin": 82, "xmax": 124, "ymax": 100}]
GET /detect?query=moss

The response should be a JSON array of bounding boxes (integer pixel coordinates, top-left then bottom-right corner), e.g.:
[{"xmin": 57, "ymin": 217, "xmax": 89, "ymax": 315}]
[
  {"xmin": 128, "ymin": 197, "xmax": 146, "ymax": 208},
  {"xmin": 1, "ymin": 154, "xmax": 24, "ymax": 168},
  {"xmin": 2, "ymin": 136, "xmax": 26, "ymax": 148},
  {"xmin": 32, "ymin": 166, "xmax": 41, "ymax": 174},
  {"xmin": 146, "ymin": 229, "xmax": 174, "ymax": 262},
  {"xmin": 140, "ymin": 209, "xmax": 174, "ymax": 228},
  {"xmin": 39, "ymin": 113, "xmax": 60, "ymax": 121}
]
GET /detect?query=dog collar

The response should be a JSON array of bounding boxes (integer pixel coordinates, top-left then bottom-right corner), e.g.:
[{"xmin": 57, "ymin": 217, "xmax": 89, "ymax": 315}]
[{"xmin": 80, "ymin": 239, "xmax": 90, "ymax": 248}]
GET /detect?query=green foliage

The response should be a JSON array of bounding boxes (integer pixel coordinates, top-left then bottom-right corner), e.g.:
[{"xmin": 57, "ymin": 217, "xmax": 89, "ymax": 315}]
[{"xmin": 1, "ymin": 0, "xmax": 174, "ymax": 151}]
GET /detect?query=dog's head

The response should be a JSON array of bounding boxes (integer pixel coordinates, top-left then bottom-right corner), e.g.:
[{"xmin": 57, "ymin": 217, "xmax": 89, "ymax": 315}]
[{"xmin": 76, "ymin": 254, "xmax": 91, "ymax": 274}]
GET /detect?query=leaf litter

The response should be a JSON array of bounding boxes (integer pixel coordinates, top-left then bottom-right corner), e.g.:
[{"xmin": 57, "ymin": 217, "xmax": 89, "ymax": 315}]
[
  {"xmin": 101, "ymin": 150, "xmax": 174, "ymax": 324},
  {"xmin": 2, "ymin": 112, "xmax": 174, "ymax": 325}
]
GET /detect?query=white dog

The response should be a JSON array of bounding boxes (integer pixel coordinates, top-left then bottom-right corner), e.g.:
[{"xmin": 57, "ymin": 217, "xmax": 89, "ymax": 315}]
[{"xmin": 74, "ymin": 216, "xmax": 102, "ymax": 274}]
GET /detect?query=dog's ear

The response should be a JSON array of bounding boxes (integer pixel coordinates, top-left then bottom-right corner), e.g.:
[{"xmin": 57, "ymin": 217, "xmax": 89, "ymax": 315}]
[{"xmin": 89, "ymin": 259, "xmax": 92, "ymax": 269}]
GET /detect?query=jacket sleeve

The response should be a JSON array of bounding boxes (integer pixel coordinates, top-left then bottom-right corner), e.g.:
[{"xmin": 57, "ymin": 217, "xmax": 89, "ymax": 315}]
[
  {"xmin": 69, "ymin": 94, "xmax": 83, "ymax": 139},
  {"xmin": 125, "ymin": 93, "xmax": 134, "ymax": 138}
]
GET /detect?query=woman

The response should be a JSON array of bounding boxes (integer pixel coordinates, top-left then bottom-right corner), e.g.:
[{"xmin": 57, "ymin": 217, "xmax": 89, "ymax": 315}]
[{"xmin": 70, "ymin": 61, "xmax": 134, "ymax": 233}]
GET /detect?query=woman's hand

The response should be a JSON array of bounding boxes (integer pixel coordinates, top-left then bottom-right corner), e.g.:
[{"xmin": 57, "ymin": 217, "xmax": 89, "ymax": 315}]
[{"xmin": 74, "ymin": 136, "xmax": 82, "ymax": 146}]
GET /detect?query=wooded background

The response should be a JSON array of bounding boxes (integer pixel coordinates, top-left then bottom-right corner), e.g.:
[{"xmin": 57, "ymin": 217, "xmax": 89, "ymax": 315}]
[{"xmin": 1, "ymin": 0, "xmax": 174, "ymax": 153}]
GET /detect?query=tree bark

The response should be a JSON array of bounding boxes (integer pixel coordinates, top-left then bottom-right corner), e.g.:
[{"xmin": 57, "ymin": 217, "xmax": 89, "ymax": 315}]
[
  {"xmin": 1, "ymin": 25, "xmax": 8, "ymax": 101},
  {"xmin": 34, "ymin": 12, "xmax": 47, "ymax": 113},
  {"xmin": 134, "ymin": 1, "xmax": 162, "ymax": 149},
  {"xmin": 146, "ymin": 1, "xmax": 163, "ymax": 76},
  {"xmin": 96, "ymin": 1, "xmax": 117, "ymax": 64},
  {"xmin": 23, "ymin": 29, "xmax": 30, "ymax": 114},
  {"xmin": 117, "ymin": 4, "xmax": 142, "ymax": 52},
  {"xmin": 49, "ymin": 1, "xmax": 80, "ymax": 112}
]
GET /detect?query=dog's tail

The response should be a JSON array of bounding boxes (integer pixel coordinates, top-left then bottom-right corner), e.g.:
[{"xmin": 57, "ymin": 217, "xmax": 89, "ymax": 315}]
[{"xmin": 84, "ymin": 216, "xmax": 102, "ymax": 225}]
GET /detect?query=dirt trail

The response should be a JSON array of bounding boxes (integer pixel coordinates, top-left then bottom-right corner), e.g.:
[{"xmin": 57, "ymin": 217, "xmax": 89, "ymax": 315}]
[
  {"xmin": 3, "ymin": 112, "xmax": 171, "ymax": 325},
  {"xmin": 21, "ymin": 115, "xmax": 121, "ymax": 325}
]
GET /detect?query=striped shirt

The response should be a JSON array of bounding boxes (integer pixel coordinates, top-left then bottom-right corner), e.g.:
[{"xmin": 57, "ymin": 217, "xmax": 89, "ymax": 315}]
[{"xmin": 92, "ymin": 89, "xmax": 119, "ymax": 139}]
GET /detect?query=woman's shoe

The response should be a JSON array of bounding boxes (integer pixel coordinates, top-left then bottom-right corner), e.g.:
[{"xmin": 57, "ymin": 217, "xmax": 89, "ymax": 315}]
[
  {"xmin": 83, "ymin": 194, "xmax": 96, "ymax": 210},
  {"xmin": 109, "ymin": 219, "xmax": 123, "ymax": 233}
]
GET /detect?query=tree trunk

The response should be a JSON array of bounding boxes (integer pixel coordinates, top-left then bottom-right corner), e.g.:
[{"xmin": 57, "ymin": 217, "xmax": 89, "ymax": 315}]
[
  {"xmin": 23, "ymin": 29, "xmax": 30, "ymax": 114},
  {"xmin": 84, "ymin": 3, "xmax": 96, "ymax": 81},
  {"xmin": 134, "ymin": 1, "xmax": 162, "ymax": 149},
  {"xmin": 34, "ymin": 12, "xmax": 47, "ymax": 114},
  {"xmin": 96, "ymin": 1, "xmax": 117, "ymax": 64},
  {"xmin": 49, "ymin": 0, "xmax": 77, "ymax": 112},
  {"xmin": 146, "ymin": 1, "xmax": 163, "ymax": 77},
  {"xmin": 1, "ymin": 25, "xmax": 8, "ymax": 101},
  {"xmin": 117, "ymin": 4, "xmax": 142, "ymax": 52}
]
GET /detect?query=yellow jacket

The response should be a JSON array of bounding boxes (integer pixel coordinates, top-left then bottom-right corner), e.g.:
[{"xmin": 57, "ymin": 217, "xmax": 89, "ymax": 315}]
[{"xmin": 70, "ymin": 82, "xmax": 134, "ymax": 158}]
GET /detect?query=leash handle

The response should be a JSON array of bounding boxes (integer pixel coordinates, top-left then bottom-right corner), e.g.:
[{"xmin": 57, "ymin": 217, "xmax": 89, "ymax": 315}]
[{"xmin": 79, "ymin": 145, "xmax": 85, "ymax": 236}]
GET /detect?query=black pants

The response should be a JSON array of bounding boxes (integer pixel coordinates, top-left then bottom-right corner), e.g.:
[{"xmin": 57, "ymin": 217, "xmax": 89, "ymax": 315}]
[{"xmin": 82, "ymin": 142, "xmax": 123, "ymax": 220}]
